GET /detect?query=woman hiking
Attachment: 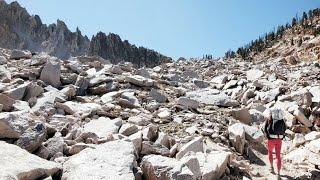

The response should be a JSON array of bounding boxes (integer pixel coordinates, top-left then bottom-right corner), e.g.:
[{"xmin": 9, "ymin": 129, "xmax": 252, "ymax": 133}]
[{"xmin": 263, "ymin": 109, "xmax": 286, "ymax": 177}]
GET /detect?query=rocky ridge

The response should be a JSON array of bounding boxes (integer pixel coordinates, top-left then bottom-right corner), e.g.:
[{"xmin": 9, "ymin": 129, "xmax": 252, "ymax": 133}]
[
  {"xmin": 0, "ymin": 47, "xmax": 319, "ymax": 179},
  {"xmin": 0, "ymin": 1, "xmax": 170, "ymax": 67}
]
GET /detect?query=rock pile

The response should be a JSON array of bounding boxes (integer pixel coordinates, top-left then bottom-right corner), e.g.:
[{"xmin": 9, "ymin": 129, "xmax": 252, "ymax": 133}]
[{"xmin": 0, "ymin": 48, "xmax": 319, "ymax": 179}]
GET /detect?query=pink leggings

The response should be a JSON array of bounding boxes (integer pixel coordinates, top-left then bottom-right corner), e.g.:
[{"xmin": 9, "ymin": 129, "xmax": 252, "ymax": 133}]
[{"xmin": 267, "ymin": 139, "xmax": 282, "ymax": 172}]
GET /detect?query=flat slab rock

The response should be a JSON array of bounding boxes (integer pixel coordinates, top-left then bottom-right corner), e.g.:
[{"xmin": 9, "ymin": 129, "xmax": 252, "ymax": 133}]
[
  {"xmin": 0, "ymin": 141, "xmax": 61, "ymax": 180},
  {"xmin": 62, "ymin": 140, "xmax": 136, "ymax": 180},
  {"xmin": 186, "ymin": 89, "xmax": 239, "ymax": 107}
]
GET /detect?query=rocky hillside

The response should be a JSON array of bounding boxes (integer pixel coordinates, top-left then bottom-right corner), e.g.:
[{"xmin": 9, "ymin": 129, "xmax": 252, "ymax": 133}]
[
  {"xmin": 0, "ymin": 48, "xmax": 319, "ymax": 179},
  {"xmin": 0, "ymin": 1, "xmax": 170, "ymax": 67},
  {"xmin": 226, "ymin": 8, "xmax": 320, "ymax": 64}
]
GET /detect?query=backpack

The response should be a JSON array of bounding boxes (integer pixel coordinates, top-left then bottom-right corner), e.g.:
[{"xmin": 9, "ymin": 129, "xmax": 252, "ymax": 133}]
[{"xmin": 267, "ymin": 109, "xmax": 286, "ymax": 136}]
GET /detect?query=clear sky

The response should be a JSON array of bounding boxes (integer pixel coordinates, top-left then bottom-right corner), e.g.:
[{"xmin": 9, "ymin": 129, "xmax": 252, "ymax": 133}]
[{"xmin": 5, "ymin": 0, "xmax": 320, "ymax": 59}]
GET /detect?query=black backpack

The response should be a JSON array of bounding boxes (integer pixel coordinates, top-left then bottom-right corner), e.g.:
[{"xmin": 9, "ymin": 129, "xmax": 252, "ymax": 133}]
[{"xmin": 267, "ymin": 109, "xmax": 286, "ymax": 136}]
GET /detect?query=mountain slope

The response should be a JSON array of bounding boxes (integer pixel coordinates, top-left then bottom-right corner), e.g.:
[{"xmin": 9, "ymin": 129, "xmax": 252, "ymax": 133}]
[
  {"xmin": 226, "ymin": 8, "xmax": 320, "ymax": 63},
  {"xmin": 0, "ymin": 1, "xmax": 170, "ymax": 66}
]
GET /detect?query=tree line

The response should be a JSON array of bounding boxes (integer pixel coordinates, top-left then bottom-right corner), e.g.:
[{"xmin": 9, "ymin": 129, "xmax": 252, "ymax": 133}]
[{"xmin": 225, "ymin": 8, "xmax": 320, "ymax": 60}]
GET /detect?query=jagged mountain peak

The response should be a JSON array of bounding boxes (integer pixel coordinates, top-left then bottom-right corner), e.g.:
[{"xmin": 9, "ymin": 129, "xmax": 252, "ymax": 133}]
[{"xmin": 0, "ymin": 1, "xmax": 170, "ymax": 67}]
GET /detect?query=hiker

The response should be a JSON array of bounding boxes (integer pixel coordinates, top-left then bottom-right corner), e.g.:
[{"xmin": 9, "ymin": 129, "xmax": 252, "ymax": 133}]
[{"xmin": 263, "ymin": 109, "xmax": 286, "ymax": 176}]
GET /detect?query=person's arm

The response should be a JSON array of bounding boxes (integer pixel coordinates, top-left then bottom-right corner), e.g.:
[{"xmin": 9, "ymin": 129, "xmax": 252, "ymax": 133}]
[{"xmin": 264, "ymin": 120, "xmax": 269, "ymax": 139}]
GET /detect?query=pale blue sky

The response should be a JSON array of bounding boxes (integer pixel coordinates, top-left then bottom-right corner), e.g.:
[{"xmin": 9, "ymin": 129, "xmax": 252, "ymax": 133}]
[{"xmin": 5, "ymin": 0, "xmax": 320, "ymax": 58}]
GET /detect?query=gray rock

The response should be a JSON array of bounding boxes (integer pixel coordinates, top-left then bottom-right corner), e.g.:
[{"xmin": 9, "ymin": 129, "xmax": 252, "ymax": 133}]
[
  {"xmin": 186, "ymin": 89, "xmax": 239, "ymax": 107},
  {"xmin": 9, "ymin": 49, "xmax": 32, "ymax": 59},
  {"xmin": 309, "ymin": 86, "xmax": 320, "ymax": 103},
  {"xmin": 60, "ymin": 85, "xmax": 77, "ymax": 100},
  {"xmin": 24, "ymin": 82, "xmax": 44, "ymax": 101},
  {"xmin": 305, "ymin": 131, "xmax": 320, "ymax": 142},
  {"xmin": 210, "ymin": 75, "xmax": 228, "ymax": 84},
  {"xmin": 55, "ymin": 101, "xmax": 101, "ymax": 116},
  {"xmin": 126, "ymin": 75, "xmax": 154, "ymax": 87},
  {"xmin": 13, "ymin": 100, "xmax": 31, "ymax": 111},
  {"xmin": 142, "ymin": 124, "xmax": 158, "ymax": 142},
  {"xmin": 128, "ymin": 114, "xmax": 151, "ymax": 126},
  {"xmin": 0, "ymin": 112, "xmax": 30, "ymax": 139},
  {"xmin": 119, "ymin": 123, "xmax": 139, "ymax": 136},
  {"xmin": 136, "ymin": 68, "xmax": 151, "ymax": 78},
  {"xmin": 149, "ymin": 89, "xmax": 167, "ymax": 103},
  {"xmin": 40, "ymin": 59, "xmax": 61, "ymax": 88},
  {"xmin": 176, "ymin": 97, "xmax": 199, "ymax": 109},
  {"xmin": 249, "ymin": 109, "xmax": 265, "ymax": 124},
  {"xmin": 0, "ymin": 141, "xmax": 61, "ymax": 180},
  {"xmin": 181, "ymin": 151, "xmax": 231, "ymax": 180},
  {"xmin": 68, "ymin": 143, "xmax": 95, "ymax": 155},
  {"xmin": 62, "ymin": 140, "xmax": 136, "ymax": 180},
  {"xmin": 228, "ymin": 123, "xmax": 246, "ymax": 154},
  {"xmin": 75, "ymin": 75, "xmax": 90, "ymax": 96},
  {"xmin": 223, "ymin": 80, "xmax": 238, "ymax": 90},
  {"xmin": 182, "ymin": 70, "xmax": 199, "ymax": 79},
  {"xmin": 31, "ymin": 88, "xmax": 65, "ymax": 114},
  {"xmin": 292, "ymin": 133, "xmax": 306, "ymax": 147},
  {"xmin": 129, "ymin": 131, "xmax": 143, "ymax": 155},
  {"xmin": 120, "ymin": 91, "xmax": 140, "ymax": 108},
  {"xmin": 0, "ymin": 56, "xmax": 7, "ymax": 65},
  {"xmin": 4, "ymin": 83, "xmax": 29, "ymax": 100},
  {"xmin": 176, "ymin": 136, "xmax": 204, "ymax": 160},
  {"xmin": 246, "ymin": 69, "xmax": 264, "ymax": 81},
  {"xmin": 61, "ymin": 73, "xmax": 78, "ymax": 85},
  {"xmin": 293, "ymin": 108, "xmax": 312, "ymax": 127},
  {"xmin": 141, "ymin": 141, "xmax": 170, "ymax": 156},
  {"xmin": 192, "ymin": 79, "xmax": 210, "ymax": 88},
  {"xmin": 15, "ymin": 123, "xmax": 46, "ymax": 152},
  {"xmin": 81, "ymin": 117, "xmax": 122, "ymax": 138},
  {"xmin": 44, "ymin": 134, "xmax": 65, "ymax": 159},
  {"xmin": 0, "ymin": 93, "xmax": 15, "ymax": 111},
  {"xmin": 141, "ymin": 154, "xmax": 194, "ymax": 180},
  {"xmin": 155, "ymin": 132, "xmax": 171, "ymax": 148},
  {"xmin": 157, "ymin": 108, "xmax": 171, "ymax": 120},
  {"xmin": 89, "ymin": 75, "xmax": 112, "ymax": 87},
  {"xmin": 228, "ymin": 108, "xmax": 251, "ymax": 125}
]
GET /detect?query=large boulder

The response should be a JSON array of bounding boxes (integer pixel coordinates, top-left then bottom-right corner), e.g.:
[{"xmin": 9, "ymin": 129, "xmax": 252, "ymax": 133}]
[
  {"xmin": 0, "ymin": 141, "xmax": 61, "ymax": 179},
  {"xmin": 62, "ymin": 140, "xmax": 136, "ymax": 180},
  {"xmin": 176, "ymin": 97, "xmax": 199, "ymax": 109},
  {"xmin": 210, "ymin": 75, "xmax": 228, "ymax": 84},
  {"xmin": 75, "ymin": 75, "xmax": 90, "ymax": 96},
  {"xmin": 40, "ymin": 59, "xmax": 61, "ymax": 88},
  {"xmin": 3, "ymin": 83, "xmax": 29, "ymax": 100},
  {"xmin": 149, "ymin": 89, "xmax": 167, "ymax": 103},
  {"xmin": 15, "ymin": 123, "xmax": 47, "ymax": 152},
  {"xmin": 0, "ymin": 112, "xmax": 47, "ymax": 152},
  {"xmin": 246, "ymin": 69, "xmax": 264, "ymax": 81},
  {"xmin": 181, "ymin": 151, "xmax": 231, "ymax": 180},
  {"xmin": 309, "ymin": 86, "xmax": 320, "ymax": 103},
  {"xmin": 24, "ymin": 82, "xmax": 44, "ymax": 101},
  {"xmin": 9, "ymin": 50, "xmax": 32, "ymax": 59},
  {"xmin": 141, "ymin": 154, "xmax": 194, "ymax": 180},
  {"xmin": 56, "ymin": 101, "xmax": 101, "ymax": 116},
  {"xmin": 228, "ymin": 108, "xmax": 251, "ymax": 124},
  {"xmin": 293, "ymin": 108, "xmax": 312, "ymax": 127},
  {"xmin": 125, "ymin": 75, "xmax": 154, "ymax": 87},
  {"xmin": 31, "ymin": 87, "xmax": 65, "ymax": 114},
  {"xmin": 176, "ymin": 136, "xmax": 204, "ymax": 160},
  {"xmin": 81, "ymin": 117, "xmax": 121, "ymax": 138},
  {"xmin": 0, "ymin": 112, "xmax": 30, "ymax": 139},
  {"xmin": 306, "ymin": 139, "xmax": 320, "ymax": 166},
  {"xmin": 44, "ymin": 134, "xmax": 65, "ymax": 159},
  {"xmin": 228, "ymin": 123, "xmax": 246, "ymax": 154},
  {"xmin": 141, "ymin": 141, "xmax": 170, "ymax": 156},
  {"xmin": 186, "ymin": 89, "xmax": 239, "ymax": 107},
  {"xmin": 0, "ymin": 93, "xmax": 15, "ymax": 111}
]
